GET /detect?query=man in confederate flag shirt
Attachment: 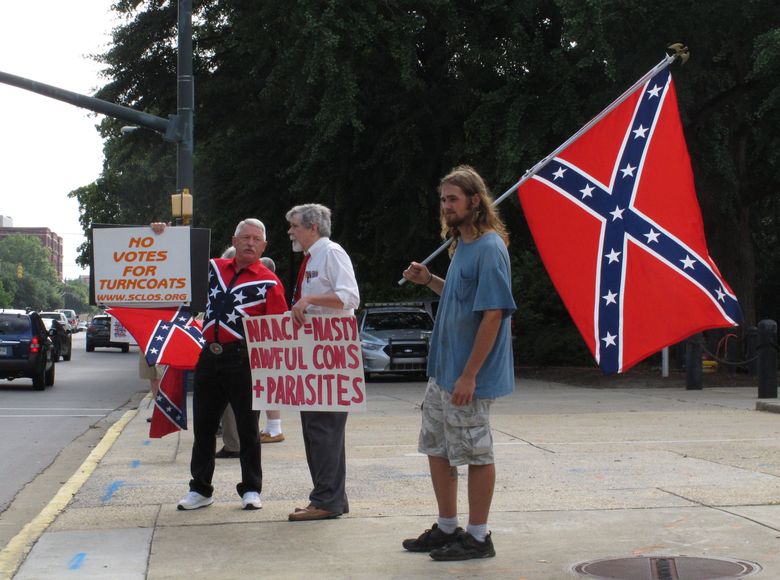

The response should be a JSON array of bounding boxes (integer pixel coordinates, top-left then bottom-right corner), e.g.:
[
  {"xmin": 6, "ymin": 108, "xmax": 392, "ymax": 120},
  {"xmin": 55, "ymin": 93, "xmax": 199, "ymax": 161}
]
[{"xmin": 152, "ymin": 218, "xmax": 287, "ymax": 511}]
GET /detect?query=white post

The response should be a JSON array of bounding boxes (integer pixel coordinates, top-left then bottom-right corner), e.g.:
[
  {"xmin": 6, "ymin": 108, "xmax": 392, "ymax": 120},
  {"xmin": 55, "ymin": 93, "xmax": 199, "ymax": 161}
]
[{"xmin": 662, "ymin": 347, "xmax": 669, "ymax": 378}]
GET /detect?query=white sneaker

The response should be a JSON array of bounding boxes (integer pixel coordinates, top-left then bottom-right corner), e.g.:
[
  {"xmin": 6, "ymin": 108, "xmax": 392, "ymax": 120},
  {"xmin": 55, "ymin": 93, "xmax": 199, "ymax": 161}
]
[
  {"xmin": 242, "ymin": 491, "xmax": 262, "ymax": 510},
  {"xmin": 177, "ymin": 491, "xmax": 213, "ymax": 510}
]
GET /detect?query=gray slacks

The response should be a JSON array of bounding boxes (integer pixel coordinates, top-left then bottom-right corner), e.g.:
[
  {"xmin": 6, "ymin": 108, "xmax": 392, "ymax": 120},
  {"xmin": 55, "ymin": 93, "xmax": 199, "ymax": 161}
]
[{"xmin": 300, "ymin": 411, "xmax": 349, "ymax": 514}]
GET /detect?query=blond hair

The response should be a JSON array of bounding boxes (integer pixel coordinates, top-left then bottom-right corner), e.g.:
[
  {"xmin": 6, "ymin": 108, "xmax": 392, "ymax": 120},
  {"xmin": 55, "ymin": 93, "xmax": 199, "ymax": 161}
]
[{"xmin": 439, "ymin": 165, "xmax": 509, "ymax": 255}]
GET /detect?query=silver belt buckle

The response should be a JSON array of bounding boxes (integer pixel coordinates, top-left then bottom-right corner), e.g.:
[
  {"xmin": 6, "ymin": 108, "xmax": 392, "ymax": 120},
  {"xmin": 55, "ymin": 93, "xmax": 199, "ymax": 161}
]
[{"xmin": 209, "ymin": 343, "xmax": 223, "ymax": 355}]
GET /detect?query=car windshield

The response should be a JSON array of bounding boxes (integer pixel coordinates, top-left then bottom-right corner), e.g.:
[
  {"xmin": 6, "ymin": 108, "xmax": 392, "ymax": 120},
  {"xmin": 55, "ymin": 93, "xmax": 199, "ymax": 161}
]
[
  {"xmin": 40, "ymin": 313, "xmax": 60, "ymax": 320},
  {"xmin": 92, "ymin": 318, "xmax": 110, "ymax": 327},
  {"xmin": 0, "ymin": 314, "xmax": 31, "ymax": 334},
  {"xmin": 363, "ymin": 312, "xmax": 433, "ymax": 332}
]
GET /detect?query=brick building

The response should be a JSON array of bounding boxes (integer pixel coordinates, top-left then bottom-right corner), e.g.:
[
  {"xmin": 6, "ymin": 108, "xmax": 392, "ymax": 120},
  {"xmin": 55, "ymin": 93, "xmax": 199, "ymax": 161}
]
[{"xmin": 0, "ymin": 223, "xmax": 64, "ymax": 280}]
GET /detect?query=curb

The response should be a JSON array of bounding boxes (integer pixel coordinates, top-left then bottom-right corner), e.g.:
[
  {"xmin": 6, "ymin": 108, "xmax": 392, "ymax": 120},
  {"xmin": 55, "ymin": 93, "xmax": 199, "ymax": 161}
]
[{"xmin": 0, "ymin": 407, "xmax": 139, "ymax": 579}]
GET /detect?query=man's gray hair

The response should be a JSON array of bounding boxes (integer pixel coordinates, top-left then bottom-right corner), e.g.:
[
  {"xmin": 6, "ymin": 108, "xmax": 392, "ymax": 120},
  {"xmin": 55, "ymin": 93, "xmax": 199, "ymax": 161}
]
[
  {"xmin": 286, "ymin": 204, "xmax": 331, "ymax": 238},
  {"xmin": 221, "ymin": 246, "xmax": 236, "ymax": 259},
  {"xmin": 234, "ymin": 218, "xmax": 267, "ymax": 239},
  {"xmin": 260, "ymin": 257, "xmax": 276, "ymax": 272}
]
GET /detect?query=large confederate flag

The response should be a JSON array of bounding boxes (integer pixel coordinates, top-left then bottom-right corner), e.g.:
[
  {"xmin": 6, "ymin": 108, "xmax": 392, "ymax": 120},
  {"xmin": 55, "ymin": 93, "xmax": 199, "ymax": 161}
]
[{"xmin": 517, "ymin": 67, "xmax": 741, "ymax": 374}]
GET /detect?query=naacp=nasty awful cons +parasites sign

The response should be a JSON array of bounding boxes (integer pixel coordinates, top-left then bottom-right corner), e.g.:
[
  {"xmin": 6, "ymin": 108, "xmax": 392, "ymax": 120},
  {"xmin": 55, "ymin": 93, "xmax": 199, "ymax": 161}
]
[{"xmin": 244, "ymin": 313, "xmax": 366, "ymax": 412}]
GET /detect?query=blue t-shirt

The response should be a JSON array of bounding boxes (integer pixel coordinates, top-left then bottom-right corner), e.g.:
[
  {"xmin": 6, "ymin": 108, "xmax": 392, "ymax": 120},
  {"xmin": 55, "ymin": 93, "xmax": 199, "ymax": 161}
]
[{"xmin": 427, "ymin": 232, "xmax": 516, "ymax": 398}]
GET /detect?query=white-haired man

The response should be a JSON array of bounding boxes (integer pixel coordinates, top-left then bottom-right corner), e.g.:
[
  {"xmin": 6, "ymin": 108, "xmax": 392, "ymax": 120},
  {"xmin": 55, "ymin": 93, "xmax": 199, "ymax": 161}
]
[
  {"xmin": 285, "ymin": 203, "xmax": 360, "ymax": 521},
  {"xmin": 154, "ymin": 219, "xmax": 288, "ymax": 511}
]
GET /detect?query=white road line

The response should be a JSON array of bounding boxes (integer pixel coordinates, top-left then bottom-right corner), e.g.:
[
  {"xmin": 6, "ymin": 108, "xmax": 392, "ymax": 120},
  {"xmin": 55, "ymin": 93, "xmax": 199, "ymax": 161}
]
[
  {"xmin": 0, "ymin": 408, "xmax": 114, "ymax": 411},
  {"xmin": 0, "ymin": 414, "xmax": 108, "ymax": 418}
]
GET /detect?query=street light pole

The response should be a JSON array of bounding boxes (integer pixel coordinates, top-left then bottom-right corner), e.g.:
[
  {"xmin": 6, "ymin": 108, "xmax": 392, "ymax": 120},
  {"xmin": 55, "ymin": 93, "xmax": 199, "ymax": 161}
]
[{"xmin": 176, "ymin": 0, "xmax": 194, "ymax": 207}]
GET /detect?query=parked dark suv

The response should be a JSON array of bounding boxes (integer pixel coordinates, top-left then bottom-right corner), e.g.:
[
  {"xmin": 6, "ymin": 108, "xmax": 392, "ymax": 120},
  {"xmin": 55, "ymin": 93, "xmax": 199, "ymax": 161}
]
[
  {"xmin": 0, "ymin": 309, "xmax": 55, "ymax": 390},
  {"xmin": 86, "ymin": 314, "xmax": 130, "ymax": 352}
]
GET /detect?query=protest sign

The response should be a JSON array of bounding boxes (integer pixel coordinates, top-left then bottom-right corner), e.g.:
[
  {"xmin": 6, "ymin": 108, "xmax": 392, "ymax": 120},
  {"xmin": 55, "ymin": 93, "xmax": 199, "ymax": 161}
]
[
  {"xmin": 244, "ymin": 313, "xmax": 366, "ymax": 412},
  {"xmin": 92, "ymin": 226, "xmax": 192, "ymax": 306},
  {"xmin": 110, "ymin": 315, "xmax": 135, "ymax": 345}
]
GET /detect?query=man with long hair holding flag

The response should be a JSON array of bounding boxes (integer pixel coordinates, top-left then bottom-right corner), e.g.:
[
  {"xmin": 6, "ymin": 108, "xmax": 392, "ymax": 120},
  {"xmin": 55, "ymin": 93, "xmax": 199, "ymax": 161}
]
[
  {"xmin": 404, "ymin": 48, "xmax": 740, "ymax": 378},
  {"xmin": 401, "ymin": 166, "xmax": 516, "ymax": 561}
]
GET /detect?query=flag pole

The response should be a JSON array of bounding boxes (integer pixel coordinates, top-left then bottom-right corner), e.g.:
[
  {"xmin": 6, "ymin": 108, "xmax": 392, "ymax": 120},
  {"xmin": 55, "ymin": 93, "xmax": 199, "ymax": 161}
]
[{"xmin": 398, "ymin": 48, "xmax": 685, "ymax": 286}]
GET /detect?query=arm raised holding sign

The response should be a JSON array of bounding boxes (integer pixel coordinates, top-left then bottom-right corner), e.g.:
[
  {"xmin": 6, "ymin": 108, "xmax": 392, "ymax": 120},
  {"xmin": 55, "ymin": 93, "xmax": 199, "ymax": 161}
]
[{"xmin": 152, "ymin": 217, "xmax": 290, "ymax": 513}]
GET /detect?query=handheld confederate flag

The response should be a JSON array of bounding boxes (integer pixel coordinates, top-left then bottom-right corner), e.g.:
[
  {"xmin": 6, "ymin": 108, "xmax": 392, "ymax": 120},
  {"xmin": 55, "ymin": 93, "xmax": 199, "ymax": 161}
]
[
  {"xmin": 517, "ymin": 66, "xmax": 741, "ymax": 373},
  {"xmin": 108, "ymin": 306, "xmax": 205, "ymax": 437}
]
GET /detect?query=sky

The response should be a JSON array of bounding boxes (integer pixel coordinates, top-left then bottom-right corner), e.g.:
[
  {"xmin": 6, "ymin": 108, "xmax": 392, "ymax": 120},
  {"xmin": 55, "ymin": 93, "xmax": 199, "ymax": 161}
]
[{"xmin": 0, "ymin": 2, "xmax": 119, "ymax": 279}]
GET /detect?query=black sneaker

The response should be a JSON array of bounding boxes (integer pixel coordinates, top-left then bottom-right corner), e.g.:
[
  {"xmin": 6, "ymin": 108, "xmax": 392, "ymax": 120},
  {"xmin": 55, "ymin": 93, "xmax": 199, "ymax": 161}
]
[
  {"xmin": 430, "ymin": 531, "xmax": 495, "ymax": 561},
  {"xmin": 215, "ymin": 447, "xmax": 240, "ymax": 458},
  {"xmin": 402, "ymin": 523, "xmax": 464, "ymax": 552}
]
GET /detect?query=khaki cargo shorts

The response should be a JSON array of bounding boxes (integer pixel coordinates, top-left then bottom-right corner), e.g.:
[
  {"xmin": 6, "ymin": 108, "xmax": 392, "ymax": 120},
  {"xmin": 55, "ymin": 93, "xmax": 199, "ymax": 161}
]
[{"xmin": 418, "ymin": 379, "xmax": 495, "ymax": 466}]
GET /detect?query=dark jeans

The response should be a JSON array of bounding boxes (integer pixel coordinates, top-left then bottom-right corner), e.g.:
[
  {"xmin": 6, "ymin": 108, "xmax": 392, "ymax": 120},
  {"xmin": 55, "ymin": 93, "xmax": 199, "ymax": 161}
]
[
  {"xmin": 189, "ymin": 347, "xmax": 261, "ymax": 498},
  {"xmin": 300, "ymin": 411, "xmax": 349, "ymax": 514}
]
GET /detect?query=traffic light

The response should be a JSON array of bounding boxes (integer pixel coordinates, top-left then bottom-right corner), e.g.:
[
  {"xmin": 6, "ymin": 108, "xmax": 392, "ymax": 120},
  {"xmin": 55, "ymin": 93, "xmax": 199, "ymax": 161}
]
[{"xmin": 16, "ymin": 263, "xmax": 23, "ymax": 279}]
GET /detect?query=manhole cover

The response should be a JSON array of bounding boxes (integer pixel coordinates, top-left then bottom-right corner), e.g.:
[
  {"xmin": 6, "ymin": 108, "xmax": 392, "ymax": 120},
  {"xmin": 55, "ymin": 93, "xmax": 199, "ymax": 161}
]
[{"xmin": 573, "ymin": 556, "xmax": 761, "ymax": 579}]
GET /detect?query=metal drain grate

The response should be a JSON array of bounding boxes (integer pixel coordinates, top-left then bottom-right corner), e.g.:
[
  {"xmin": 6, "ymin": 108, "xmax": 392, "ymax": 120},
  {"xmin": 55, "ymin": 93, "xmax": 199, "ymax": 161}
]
[{"xmin": 572, "ymin": 555, "xmax": 761, "ymax": 579}]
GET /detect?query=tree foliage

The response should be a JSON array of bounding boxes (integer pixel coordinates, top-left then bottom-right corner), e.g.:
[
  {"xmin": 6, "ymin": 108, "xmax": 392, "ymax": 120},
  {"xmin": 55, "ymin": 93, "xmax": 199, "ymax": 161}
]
[
  {"xmin": 0, "ymin": 235, "xmax": 63, "ymax": 310},
  {"xmin": 61, "ymin": 279, "xmax": 92, "ymax": 314},
  {"xmin": 71, "ymin": 0, "xmax": 780, "ymax": 364}
]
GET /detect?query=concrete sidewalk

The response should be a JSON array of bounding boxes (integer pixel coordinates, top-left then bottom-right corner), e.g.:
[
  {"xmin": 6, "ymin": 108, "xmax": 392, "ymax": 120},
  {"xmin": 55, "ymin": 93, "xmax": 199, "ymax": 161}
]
[{"xmin": 6, "ymin": 378, "xmax": 780, "ymax": 579}]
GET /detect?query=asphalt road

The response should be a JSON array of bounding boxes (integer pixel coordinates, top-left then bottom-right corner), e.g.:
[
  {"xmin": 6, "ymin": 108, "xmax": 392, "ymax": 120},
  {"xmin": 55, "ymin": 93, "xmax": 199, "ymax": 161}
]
[{"xmin": 0, "ymin": 332, "xmax": 146, "ymax": 536}]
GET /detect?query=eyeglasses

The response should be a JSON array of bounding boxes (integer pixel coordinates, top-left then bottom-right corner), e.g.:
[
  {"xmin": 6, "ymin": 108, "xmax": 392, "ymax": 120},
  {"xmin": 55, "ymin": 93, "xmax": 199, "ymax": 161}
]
[{"xmin": 235, "ymin": 235, "xmax": 264, "ymax": 243}]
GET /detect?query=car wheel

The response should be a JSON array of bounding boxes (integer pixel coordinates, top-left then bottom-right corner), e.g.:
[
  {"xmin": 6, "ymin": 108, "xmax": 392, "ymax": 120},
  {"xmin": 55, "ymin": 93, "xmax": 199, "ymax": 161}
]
[
  {"xmin": 32, "ymin": 364, "xmax": 46, "ymax": 390},
  {"xmin": 121, "ymin": 344, "xmax": 130, "ymax": 353},
  {"xmin": 63, "ymin": 340, "xmax": 72, "ymax": 361},
  {"xmin": 45, "ymin": 363, "xmax": 55, "ymax": 387},
  {"xmin": 86, "ymin": 341, "xmax": 94, "ymax": 352}
]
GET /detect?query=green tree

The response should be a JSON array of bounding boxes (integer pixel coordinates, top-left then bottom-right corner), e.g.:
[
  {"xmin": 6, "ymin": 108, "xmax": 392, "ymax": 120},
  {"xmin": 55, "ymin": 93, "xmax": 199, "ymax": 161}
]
[
  {"xmin": 554, "ymin": 0, "xmax": 780, "ymax": 326},
  {"xmin": 0, "ymin": 278, "xmax": 13, "ymax": 308},
  {"xmin": 60, "ymin": 279, "xmax": 91, "ymax": 314},
  {"xmin": 71, "ymin": 1, "xmax": 780, "ymax": 364},
  {"xmin": 0, "ymin": 235, "xmax": 62, "ymax": 310}
]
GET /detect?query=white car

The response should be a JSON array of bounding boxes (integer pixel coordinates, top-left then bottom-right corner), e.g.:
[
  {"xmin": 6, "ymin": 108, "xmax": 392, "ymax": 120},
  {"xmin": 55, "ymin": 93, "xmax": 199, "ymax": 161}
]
[
  {"xmin": 56, "ymin": 309, "xmax": 78, "ymax": 331},
  {"xmin": 40, "ymin": 311, "xmax": 71, "ymax": 331},
  {"xmin": 358, "ymin": 303, "xmax": 434, "ymax": 380}
]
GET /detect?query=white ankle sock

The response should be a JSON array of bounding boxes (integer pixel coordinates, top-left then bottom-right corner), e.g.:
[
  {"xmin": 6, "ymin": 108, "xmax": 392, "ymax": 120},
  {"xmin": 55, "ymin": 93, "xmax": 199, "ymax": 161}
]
[
  {"xmin": 466, "ymin": 523, "xmax": 488, "ymax": 542},
  {"xmin": 437, "ymin": 516, "xmax": 459, "ymax": 535},
  {"xmin": 265, "ymin": 419, "xmax": 282, "ymax": 436}
]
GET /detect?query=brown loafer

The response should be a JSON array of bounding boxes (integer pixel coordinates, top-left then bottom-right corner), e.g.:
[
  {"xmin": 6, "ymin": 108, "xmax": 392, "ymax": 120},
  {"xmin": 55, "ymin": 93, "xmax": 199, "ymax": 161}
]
[
  {"xmin": 261, "ymin": 432, "xmax": 285, "ymax": 443},
  {"xmin": 288, "ymin": 506, "xmax": 341, "ymax": 522}
]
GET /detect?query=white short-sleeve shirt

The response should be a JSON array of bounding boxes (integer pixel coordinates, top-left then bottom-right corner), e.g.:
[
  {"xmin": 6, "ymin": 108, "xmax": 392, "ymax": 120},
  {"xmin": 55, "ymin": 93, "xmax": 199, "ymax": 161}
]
[{"xmin": 301, "ymin": 237, "xmax": 360, "ymax": 314}]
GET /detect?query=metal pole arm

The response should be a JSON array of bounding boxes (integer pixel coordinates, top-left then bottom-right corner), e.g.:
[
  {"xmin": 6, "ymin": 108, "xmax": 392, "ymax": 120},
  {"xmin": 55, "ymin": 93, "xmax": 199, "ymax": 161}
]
[{"xmin": 0, "ymin": 70, "xmax": 172, "ymax": 137}]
